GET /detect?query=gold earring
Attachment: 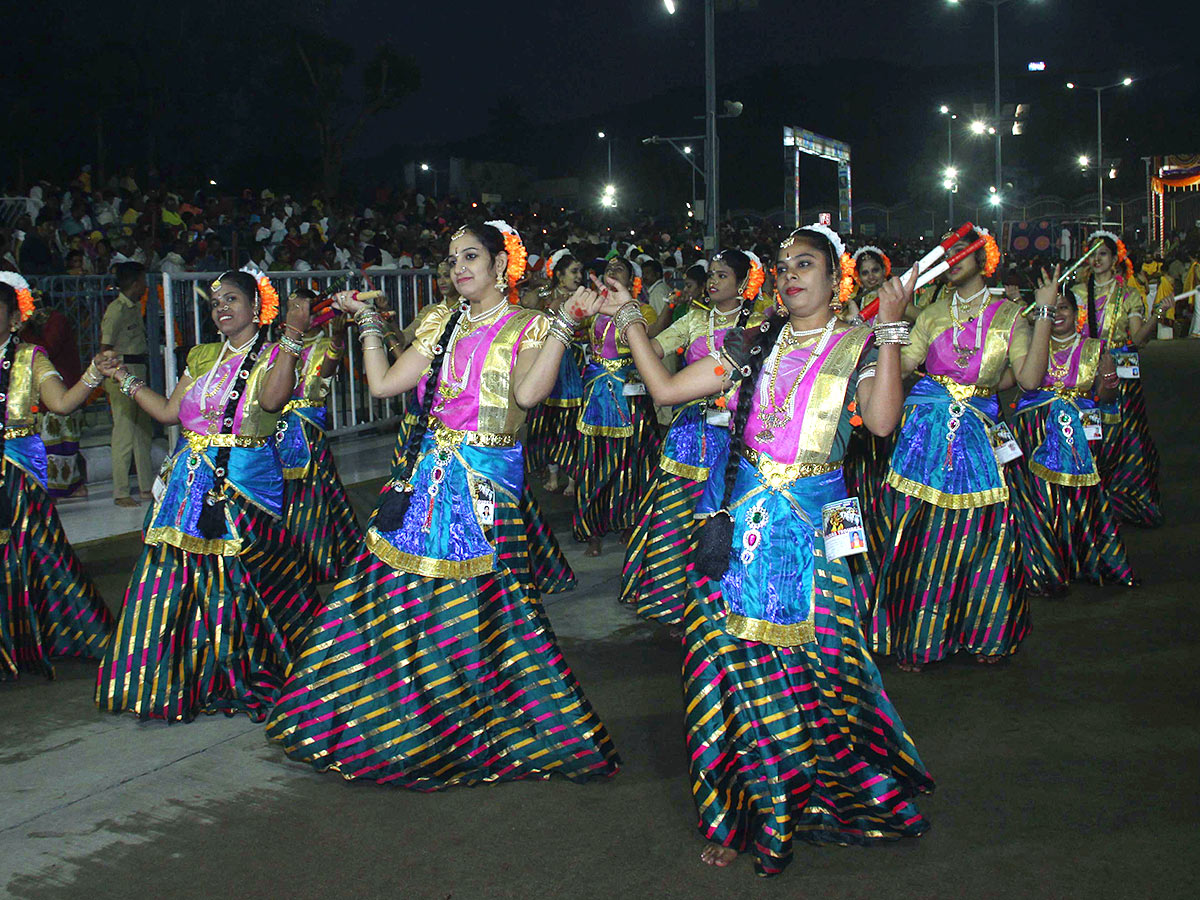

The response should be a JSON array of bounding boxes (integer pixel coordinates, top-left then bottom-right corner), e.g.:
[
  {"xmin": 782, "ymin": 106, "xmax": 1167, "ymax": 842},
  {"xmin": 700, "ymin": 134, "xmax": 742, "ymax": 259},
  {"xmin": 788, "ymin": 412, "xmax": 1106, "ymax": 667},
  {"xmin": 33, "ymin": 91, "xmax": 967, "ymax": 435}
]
[
  {"xmin": 495, "ymin": 267, "xmax": 507, "ymax": 291},
  {"xmin": 737, "ymin": 276, "xmax": 749, "ymax": 299},
  {"xmin": 774, "ymin": 289, "xmax": 785, "ymax": 313}
]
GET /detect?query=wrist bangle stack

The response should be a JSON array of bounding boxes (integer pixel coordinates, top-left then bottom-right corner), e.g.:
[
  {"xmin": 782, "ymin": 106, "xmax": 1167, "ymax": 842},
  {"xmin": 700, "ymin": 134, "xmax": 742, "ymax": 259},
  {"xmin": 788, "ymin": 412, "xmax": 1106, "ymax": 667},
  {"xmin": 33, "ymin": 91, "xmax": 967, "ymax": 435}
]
[
  {"xmin": 873, "ymin": 320, "xmax": 912, "ymax": 346},
  {"xmin": 355, "ymin": 308, "xmax": 385, "ymax": 341},
  {"xmin": 81, "ymin": 366, "xmax": 103, "ymax": 389},
  {"xmin": 278, "ymin": 333, "xmax": 304, "ymax": 358},
  {"xmin": 547, "ymin": 306, "xmax": 576, "ymax": 348},
  {"xmin": 119, "ymin": 373, "xmax": 145, "ymax": 397},
  {"xmin": 325, "ymin": 342, "xmax": 345, "ymax": 361},
  {"xmin": 613, "ymin": 302, "xmax": 646, "ymax": 344},
  {"xmin": 1033, "ymin": 306, "xmax": 1055, "ymax": 321}
]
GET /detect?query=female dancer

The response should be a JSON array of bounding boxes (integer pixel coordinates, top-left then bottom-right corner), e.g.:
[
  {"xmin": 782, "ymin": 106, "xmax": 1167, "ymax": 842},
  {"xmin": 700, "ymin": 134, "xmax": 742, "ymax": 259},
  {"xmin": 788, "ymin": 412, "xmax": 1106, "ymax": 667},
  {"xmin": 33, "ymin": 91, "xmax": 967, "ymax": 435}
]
[
  {"xmin": 276, "ymin": 289, "xmax": 362, "ymax": 583},
  {"xmin": 844, "ymin": 245, "xmax": 896, "ymax": 562},
  {"xmin": 874, "ymin": 227, "xmax": 1054, "ymax": 671},
  {"xmin": 523, "ymin": 249, "xmax": 584, "ymax": 493},
  {"xmin": 1009, "ymin": 285, "xmax": 1136, "ymax": 592},
  {"xmin": 1072, "ymin": 231, "xmax": 1165, "ymax": 527},
  {"xmin": 619, "ymin": 249, "xmax": 764, "ymax": 625},
  {"xmin": 0, "ymin": 276, "xmax": 113, "ymax": 678},
  {"xmin": 601, "ymin": 225, "xmax": 931, "ymax": 876},
  {"xmin": 266, "ymin": 221, "xmax": 619, "ymax": 789},
  {"xmin": 95, "ymin": 269, "xmax": 322, "ymax": 721},
  {"xmin": 573, "ymin": 256, "xmax": 660, "ymax": 556}
]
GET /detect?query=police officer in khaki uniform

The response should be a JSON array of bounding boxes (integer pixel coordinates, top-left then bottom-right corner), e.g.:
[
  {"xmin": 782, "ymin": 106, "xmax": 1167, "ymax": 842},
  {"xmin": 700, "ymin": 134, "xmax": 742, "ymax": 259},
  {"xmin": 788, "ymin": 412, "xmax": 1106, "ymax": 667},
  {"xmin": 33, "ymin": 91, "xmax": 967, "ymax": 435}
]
[{"xmin": 101, "ymin": 262, "xmax": 153, "ymax": 507}]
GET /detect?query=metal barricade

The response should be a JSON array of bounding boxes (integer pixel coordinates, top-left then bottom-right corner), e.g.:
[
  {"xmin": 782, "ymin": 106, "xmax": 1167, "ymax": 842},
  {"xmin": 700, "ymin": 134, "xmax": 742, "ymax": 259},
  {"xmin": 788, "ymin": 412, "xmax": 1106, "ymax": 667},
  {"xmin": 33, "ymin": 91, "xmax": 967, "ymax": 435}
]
[{"xmin": 160, "ymin": 268, "xmax": 435, "ymax": 439}]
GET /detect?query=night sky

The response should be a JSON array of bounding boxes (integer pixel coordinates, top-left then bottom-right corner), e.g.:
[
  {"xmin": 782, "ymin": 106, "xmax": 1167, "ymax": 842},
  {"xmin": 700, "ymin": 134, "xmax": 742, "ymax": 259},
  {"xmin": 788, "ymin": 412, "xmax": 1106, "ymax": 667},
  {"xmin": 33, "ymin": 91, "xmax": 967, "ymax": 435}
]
[{"xmin": 5, "ymin": 0, "xmax": 1197, "ymax": 213}]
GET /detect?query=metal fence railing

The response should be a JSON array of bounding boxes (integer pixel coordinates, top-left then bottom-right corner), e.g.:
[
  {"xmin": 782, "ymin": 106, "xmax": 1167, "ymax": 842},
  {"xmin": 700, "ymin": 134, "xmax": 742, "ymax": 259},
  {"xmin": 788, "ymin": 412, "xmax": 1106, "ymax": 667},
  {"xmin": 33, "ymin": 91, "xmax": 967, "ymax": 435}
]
[{"xmin": 160, "ymin": 268, "xmax": 435, "ymax": 438}]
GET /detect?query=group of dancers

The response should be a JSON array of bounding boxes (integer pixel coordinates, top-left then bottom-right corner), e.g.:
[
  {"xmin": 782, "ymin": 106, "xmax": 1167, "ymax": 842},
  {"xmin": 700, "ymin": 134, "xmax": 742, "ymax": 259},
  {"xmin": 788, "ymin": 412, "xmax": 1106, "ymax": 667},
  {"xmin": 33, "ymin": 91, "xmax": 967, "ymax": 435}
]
[{"xmin": 0, "ymin": 218, "xmax": 1164, "ymax": 877}]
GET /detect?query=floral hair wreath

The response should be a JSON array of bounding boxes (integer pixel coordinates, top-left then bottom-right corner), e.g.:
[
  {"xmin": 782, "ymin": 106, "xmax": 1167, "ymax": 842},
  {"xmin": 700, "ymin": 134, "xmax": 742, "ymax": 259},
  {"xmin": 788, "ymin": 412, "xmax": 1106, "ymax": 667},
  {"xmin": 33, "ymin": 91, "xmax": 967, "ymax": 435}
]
[
  {"xmin": 1090, "ymin": 229, "xmax": 1134, "ymax": 281},
  {"xmin": 238, "ymin": 263, "xmax": 279, "ymax": 325},
  {"xmin": 546, "ymin": 248, "xmax": 570, "ymax": 279},
  {"xmin": 484, "ymin": 219, "xmax": 528, "ymax": 303},
  {"xmin": 792, "ymin": 224, "xmax": 856, "ymax": 309},
  {"xmin": 0, "ymin": 271, "xmax": 36, "ymax": 324},
  {"xmin": 741, "ymin": 250, "xmax": 766, "ymax": 300},
  {"xmin": 629, "ymin": 259, "xmax": 643, "ymax": 300},
  {"xmin": 852, "ymin": 245, "xmax": 892, "ymax": 281},
  {"xmin": 974, "ymin": 225, "xmax": 1002, "ymax": 278}
]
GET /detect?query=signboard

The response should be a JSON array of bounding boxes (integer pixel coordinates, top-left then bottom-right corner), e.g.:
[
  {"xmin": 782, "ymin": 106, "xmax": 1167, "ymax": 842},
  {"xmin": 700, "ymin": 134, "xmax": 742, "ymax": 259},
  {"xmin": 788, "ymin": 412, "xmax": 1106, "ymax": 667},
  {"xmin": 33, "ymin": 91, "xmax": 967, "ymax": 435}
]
[
  {"xmin": 783, "ymin": 126, "xmax": 853, "ymax": 233},
  {"xmin": 818, "ymin": 212, "xmax": 832, "ymax": 226}
]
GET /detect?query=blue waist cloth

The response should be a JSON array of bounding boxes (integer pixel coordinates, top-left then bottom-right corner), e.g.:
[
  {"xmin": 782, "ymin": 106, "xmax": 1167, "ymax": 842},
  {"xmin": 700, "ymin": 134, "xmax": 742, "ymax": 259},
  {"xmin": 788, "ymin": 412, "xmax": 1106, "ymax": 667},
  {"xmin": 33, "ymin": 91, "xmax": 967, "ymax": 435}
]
[
  {"xmin": 150, "ymin": 439, "xmax": 284, "ymax": 541},
  {"xmin": 888, "ymin": 376, "xmax": 1003, "ymax": 498},
  {"xmin": 1016, "ymin": 390, "xmax": 1098, "ymax": 479},
  {"xmin": 371, "ymin": 431, "xmax": 523, "ymax": 571},
  {"xmin": 3, "ymin": 434, "xmax": 48, "ymax": 489},
  {"xmin": 579, "ymin": 359, "xmax": 635, "ymax": 433},
  {"xmin": 719, "ymin": 460, "xmax": 848, "ymax": 636},
  {"xmin": 547, "ymin": 347, "xmax": 583, "ymax": 403},
  {"xmin": 663, "ymin": 403, "xmax": 730, "ymax": 481},
  {"xmin": 276, "ymin": 406, "xmax": 327, "ymax": 473}
]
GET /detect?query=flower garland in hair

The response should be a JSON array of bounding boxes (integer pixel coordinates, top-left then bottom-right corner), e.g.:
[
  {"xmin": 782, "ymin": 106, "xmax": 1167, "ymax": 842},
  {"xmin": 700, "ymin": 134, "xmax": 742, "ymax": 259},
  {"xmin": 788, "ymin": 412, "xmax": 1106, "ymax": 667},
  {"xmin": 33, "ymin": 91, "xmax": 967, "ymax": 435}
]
[
  {"xmin": 546, "ymin": 248, "xmax": 570, "ymax": 279},
  {"xmin": 974, "ymin": 225, "xmax": 1002, "ymax": 278},
  {"xmin": 1091, "ymin": 229, "xmax": 1134, "ymax": 282},
  {"xmin": 239, "ymin": 263, "xmax": 279, "ymax": 325},
  {"xmin": 629, "ymin": 259, "xmax": 643, "ymax": 301},
  {"xmin": 484, "ymin": 219, "xmax": 527, "ymax": 303},
  {"xmin": 741, "ymin": 250, "xmax": 766, "ymax": 300},
  {"xmin": 852, "ymin": 245, "xmax": 892, "ymax": 282},
  {"xmin": 0, "ymin": 272, "xmax": 37, "ymax": 324}
]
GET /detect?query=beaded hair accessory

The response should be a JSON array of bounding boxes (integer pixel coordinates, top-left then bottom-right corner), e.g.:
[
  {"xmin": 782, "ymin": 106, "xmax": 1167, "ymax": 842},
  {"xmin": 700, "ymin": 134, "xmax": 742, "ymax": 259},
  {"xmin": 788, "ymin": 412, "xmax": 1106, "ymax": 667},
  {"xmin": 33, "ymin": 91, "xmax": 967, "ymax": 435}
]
[
  {"xmin": 546, "ymin": 248, "xmax": 570, "ymax": 279},
  {"xmin": 236, "ymin": 263, "xmax": 280, "ymax": 324}
]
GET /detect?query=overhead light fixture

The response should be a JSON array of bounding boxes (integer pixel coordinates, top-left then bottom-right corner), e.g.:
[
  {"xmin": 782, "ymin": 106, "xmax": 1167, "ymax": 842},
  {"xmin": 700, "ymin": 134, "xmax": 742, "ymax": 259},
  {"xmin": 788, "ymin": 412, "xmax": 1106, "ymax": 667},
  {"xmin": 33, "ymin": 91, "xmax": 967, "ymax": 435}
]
[
  {"xmin": 971, "ymin": 120, "xmax": 987, "ymax": 135},
  {"xmin": 1078, "ymin": 154, "xmax": 1090, "ymax": 167}
]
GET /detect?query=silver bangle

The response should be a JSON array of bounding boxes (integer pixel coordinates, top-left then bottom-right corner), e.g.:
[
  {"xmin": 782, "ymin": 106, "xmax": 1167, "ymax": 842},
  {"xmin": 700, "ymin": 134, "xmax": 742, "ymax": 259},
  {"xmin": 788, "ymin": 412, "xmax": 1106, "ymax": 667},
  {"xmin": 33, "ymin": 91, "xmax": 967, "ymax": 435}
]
[
  {"xmin": 1033, "ymin": 305, "xmax": 1055, "ymax": 321},
  {"xmin": 613, "ymin": 302, "xmax": 646, "ymax": 343},
  {"xmin": 873, "ymin": 320, "xmax": 912, "ymax": 345}
]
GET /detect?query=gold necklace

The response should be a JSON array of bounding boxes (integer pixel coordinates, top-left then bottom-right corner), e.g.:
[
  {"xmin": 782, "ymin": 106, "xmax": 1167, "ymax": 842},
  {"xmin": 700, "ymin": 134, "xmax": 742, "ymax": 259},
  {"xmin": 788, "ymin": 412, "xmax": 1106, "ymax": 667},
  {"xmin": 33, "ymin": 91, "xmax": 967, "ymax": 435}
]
[
  {"xmin": 1047, "ymin": 334, "xmax": 1079, "ymax": 388},
  {"xmin": 755, "ymin": 317, "xmax": 837, "ymax": 442},
  {"xmin": 951, "ymin": 287, "xmax": 988, "ymax": 367},
  {"xmin": 441, "ymin": 302, "xmax": 506, "ymax": 400}
]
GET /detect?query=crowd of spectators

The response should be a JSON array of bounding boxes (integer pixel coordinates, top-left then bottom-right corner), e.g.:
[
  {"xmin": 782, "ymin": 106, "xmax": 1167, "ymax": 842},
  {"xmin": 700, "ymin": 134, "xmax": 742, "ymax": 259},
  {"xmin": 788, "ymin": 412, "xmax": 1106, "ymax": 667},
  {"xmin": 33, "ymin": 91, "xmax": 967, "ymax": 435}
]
[{"xmin": 3, "ymin": 165, "xmax": 1197, "ymax": 302}]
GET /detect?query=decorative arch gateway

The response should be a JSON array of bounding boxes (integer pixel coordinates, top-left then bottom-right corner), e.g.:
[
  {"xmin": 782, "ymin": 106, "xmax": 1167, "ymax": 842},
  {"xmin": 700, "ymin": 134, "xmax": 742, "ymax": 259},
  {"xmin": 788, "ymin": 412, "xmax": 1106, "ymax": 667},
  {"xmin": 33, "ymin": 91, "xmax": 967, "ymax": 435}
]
[
  {"xmin": 1150, "ymin": 154, "xmax": 1200, "ymax": 252},
  {"xmin": 783, "ymin": 127, "xmax": 852, "ymax": 233}
]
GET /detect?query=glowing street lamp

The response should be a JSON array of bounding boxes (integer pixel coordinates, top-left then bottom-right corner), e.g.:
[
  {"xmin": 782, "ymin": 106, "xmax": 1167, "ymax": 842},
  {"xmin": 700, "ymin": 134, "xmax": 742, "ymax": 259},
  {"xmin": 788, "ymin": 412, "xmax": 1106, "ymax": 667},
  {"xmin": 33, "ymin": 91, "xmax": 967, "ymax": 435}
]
[
  {"xmin": 1066, "ymin": 75, "xmax": 1135, "ymax": 221},
  {"xmin": 663, "ymin": 0, "xmax": 676, "ymax": 12},
  {"xmin": 1078, "ymin": 154, "xmax": 1090, "ymax": 168},
  {"xmin": 971, "ymin": 120, "xmax": 988, "ymax": 135}
]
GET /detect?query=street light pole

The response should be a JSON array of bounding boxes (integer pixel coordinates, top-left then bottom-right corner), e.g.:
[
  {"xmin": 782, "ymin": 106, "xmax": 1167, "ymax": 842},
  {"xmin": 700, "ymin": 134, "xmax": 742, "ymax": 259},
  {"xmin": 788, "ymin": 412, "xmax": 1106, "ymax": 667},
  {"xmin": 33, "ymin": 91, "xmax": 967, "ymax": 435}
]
[
  {"xmin": 703, "ymin": 0, "xmax": 717, "ymax": 251},
  {"xmin": 1095, "ymin": 87, "xmax": 1104, "ymax": 225},
  {"xmin": 992, "ymin": 0, "xmax": 1002, "ymax": 229}
]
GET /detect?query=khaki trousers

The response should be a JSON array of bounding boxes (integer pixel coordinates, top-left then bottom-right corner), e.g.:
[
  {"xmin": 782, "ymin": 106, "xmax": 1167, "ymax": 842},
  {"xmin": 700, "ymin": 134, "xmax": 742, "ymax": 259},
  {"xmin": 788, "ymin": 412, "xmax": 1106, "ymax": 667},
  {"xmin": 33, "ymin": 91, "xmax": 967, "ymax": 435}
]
[{"xmin": 105, "ymin": 364, "xmax": 153, "ymax": 499}]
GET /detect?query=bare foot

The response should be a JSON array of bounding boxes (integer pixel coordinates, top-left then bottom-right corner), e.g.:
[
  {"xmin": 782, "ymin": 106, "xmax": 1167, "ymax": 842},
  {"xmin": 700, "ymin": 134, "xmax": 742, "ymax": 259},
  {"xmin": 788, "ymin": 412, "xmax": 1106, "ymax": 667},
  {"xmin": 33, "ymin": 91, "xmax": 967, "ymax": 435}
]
[
  {"xmin": 585, "ymin": 537, "xmax": 602, "ymax": 557},
  {"xmin": 975, "ymin": 654, "xmax": 1004, "ymax": 665},
  {"xmin": 114, "ymin": 497, "xmax": 140, "ymax": 508},
  {"xmin": 700, "ymin": 843, "xmax": 737, "ymax": 868},
  {"xmin": 897, "ymin": 661, "xmax": 924, "ymax": 673},
  {"xmin": 543, "ymin": 475, "xmax": 560, "ymax": 493}
]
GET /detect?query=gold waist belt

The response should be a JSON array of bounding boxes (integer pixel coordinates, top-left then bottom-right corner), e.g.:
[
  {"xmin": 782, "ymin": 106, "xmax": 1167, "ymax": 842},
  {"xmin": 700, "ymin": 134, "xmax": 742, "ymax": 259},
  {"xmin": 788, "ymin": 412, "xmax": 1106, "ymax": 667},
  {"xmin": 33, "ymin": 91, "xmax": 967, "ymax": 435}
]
[
  {"xmin": 184, "ymin": 431, "xmax": 270, "ymax": 451},
  {"xmin": 594, "ymin": 355, "xmax": 631, "ymax": 374},
  {"xmin": 1053, "ymin": 387, "xmax": 1091, "ymax": 400},
  {"xmin": 431, "ymin": 425, "xmax": 516, "ymax": 448},
  {"xmin": 282, "ymin": 400, "xmax": 322, "ymax": 415},
  {"xmin": 4, "ymin": 426, "xmax": 35, "ymax": 439},
  {"xmin": 745, "ymin": 448, "xmax": 839, "ymax": 491},
  {"xmin": 929, "ymin": 374, "xmax": 996, "ymax": 401}
]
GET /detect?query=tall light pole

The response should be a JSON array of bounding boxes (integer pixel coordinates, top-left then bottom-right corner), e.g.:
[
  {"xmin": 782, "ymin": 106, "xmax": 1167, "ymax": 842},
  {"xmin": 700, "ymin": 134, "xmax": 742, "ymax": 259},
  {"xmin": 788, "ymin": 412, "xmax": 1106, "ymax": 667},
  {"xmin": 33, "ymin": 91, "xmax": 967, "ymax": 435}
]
[
  {"xmin": 597, "ymin": 131, "xmax": 612, "ymax": 183},
  {"xmin": 419, "ymin": 162, "xmax": 438, "ymax": 196},
  {"xmin": 940, "ymin": 106, "xmax": 958, "ymax": 227},
  {"xmin": 947, "ymin": 0, "xmax": 1031, "ymax": 228},
  {"xmin": 1067, "ymin": 77, "xmax": 1133, "ymax": 225}
]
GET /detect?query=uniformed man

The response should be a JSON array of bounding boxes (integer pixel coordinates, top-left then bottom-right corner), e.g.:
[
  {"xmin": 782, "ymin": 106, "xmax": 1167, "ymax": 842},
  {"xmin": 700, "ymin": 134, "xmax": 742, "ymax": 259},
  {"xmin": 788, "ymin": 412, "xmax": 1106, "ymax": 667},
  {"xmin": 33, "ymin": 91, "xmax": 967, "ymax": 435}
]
[{"xmin": 101, "ymin": 262, "xmax": 153, "ymax": 507}]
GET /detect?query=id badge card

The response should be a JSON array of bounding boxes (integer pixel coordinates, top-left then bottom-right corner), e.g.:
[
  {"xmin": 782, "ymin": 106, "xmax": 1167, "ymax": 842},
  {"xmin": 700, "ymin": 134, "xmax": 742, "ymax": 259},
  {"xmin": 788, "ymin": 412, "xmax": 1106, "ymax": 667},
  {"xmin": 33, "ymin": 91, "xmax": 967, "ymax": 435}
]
[
  {"xmin": 989, "ymin": 421, "xmax": 1024, "ymax": 465},
  {"xmin": 821, "ymin": 497, "xmax": 868, "ymax": 561},
  {"xmin": 472, "ymin": 479, "xmax": 496, "ymax": 527},
  {"xmin": 622, "ymin": 381, "xmax": 647, "ymax": 396},
  {"xmin": 1080, "ymin": 407, "xmax": 1103, "ymax": 441},
  {"xmin": 1114, "ymin": 351, "xmax": 1140, "ymax": 379},
  {"xmin": 705, "ymin": 408, "xmax": 731, "ymax": 427}
]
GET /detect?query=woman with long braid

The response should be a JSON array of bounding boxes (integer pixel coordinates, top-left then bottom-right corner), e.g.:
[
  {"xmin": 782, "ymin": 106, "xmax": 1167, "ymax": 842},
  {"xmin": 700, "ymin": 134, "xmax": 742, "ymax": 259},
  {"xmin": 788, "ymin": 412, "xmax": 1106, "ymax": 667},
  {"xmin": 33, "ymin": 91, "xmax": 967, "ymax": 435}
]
[
  {"xmin": 873, "ymin": 227, "xmax": 1054, "ymax": 672},
  {"xmin": 619, "ymin": 248, "xmax": 764, "ymax": 626},
  {"xmin": 601, "ymin": 225, "xmax": 932, "ymax": 877},
  {"xmin": 266, "ymin": 221, "xmax": 619, "ymax": 790},
  {"xmin": 572, "ymin": 256, "xmax": 660, "ymax": 556},
  {"xmin": 0, "ymin": 275, "xmax": 113, "ymax": 679},
  {"xmin": 1071, "ymin": 231, "xmax": 1165, "ymax": 527},
  {"xmin": 275, "ymin": 289, "xmax": 362, "ymax": 583},
  {"xmin": 95, "ymin": 269, "xmax": 322, "ymax": 721}
]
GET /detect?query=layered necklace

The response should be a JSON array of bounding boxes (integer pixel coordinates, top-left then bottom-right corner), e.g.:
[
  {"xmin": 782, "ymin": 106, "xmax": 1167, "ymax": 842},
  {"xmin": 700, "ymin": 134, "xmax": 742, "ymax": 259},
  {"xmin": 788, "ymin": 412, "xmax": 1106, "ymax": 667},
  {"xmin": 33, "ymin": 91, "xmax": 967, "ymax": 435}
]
[
  {"xmin": 1047, "ymin": 332, "xmax": 1080, "ymax": 389},
  {"xmin": 755, "ymin": 317, "xmax": 837, "ymax": 442},
  {"xmin": 950, "ymin": 285, "xmax": 989, "ymax": 368},
  {"xmin": 704, "ymin": 302, "xmax": 741, "ymax": 357},
  {"xmin": 440, "ymin": 299, "xmax": 507, "ymax": 400},
  {"xmin": 200, "ymin": 332, "xmax": 258, "ymax": 425}
]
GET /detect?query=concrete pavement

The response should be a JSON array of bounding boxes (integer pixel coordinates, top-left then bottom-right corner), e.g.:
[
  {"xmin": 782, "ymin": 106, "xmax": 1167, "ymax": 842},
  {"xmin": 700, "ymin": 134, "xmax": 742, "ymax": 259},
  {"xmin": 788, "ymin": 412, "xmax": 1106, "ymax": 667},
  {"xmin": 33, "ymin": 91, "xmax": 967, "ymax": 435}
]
[{"xmin": 2, "ymin": 342, "xmax": 1198, "ymax": 899}]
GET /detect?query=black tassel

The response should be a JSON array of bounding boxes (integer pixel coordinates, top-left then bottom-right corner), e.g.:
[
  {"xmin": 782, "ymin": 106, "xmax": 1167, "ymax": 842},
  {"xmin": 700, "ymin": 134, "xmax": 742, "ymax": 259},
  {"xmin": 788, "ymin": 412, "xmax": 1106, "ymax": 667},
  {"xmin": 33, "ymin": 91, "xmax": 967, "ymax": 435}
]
[
  {"xmin": 694, "ymin": 511, "xmax": 734, "ymax": 579},
  {"xmin": 374, "ymin": 487, "xmax": 411, "ymax": 532},
  {"xmin": 197, "ymin": 492, "xmax": 227, "ymax": 539}
]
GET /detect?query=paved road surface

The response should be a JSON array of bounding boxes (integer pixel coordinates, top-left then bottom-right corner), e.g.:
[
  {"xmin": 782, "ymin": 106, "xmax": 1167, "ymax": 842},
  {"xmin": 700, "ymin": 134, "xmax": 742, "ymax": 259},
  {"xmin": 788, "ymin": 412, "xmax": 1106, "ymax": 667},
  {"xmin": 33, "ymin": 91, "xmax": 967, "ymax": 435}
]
[{"xmin": 3, "ymin": 342, "xmax": 1198, "ymax": 899}]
